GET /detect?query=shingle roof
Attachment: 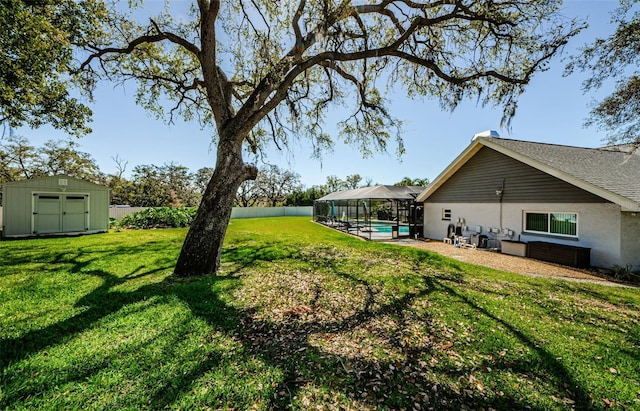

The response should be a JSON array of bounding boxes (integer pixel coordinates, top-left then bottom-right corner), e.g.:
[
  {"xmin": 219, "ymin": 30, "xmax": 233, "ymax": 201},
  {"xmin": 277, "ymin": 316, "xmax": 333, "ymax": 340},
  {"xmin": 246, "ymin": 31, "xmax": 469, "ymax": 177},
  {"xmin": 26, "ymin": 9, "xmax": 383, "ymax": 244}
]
[
  {"xmin": 483, "ymin": 137, "xmax": 640, "ymax": 204},
  {"xmin": 317, "ymin": 185, "xmax": 423, "ymax": 201},
  {"xmin": 417, "ymin": 137, "xmax": 640, "ymax": 211}
]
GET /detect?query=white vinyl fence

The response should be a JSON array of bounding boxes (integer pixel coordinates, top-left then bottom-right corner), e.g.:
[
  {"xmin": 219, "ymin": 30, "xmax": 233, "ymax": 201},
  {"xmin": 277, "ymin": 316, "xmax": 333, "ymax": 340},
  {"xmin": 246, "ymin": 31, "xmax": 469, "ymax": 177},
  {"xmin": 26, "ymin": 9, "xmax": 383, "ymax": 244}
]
[
  {"xmin": 109, "ymin": 206, "xmax": 150, "ymax": 220},
  {"xmin": 230, "ymin": 206, "xmax": 312, "ymax": 219},
  {"xmin": 109, "ymin": 206, "xmax": 313, "ymax": 220},
  {"xmin": 0, "ymin": 206, "xmax": 312, "ymax": 232}
]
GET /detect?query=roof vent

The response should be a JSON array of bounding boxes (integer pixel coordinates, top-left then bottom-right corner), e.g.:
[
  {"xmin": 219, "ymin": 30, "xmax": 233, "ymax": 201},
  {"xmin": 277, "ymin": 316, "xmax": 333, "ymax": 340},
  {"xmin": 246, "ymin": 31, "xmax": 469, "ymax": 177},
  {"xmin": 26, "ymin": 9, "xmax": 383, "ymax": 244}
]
[{"xmin": 472, "ymin": 130, "xmax": 500, "ymax": 140}]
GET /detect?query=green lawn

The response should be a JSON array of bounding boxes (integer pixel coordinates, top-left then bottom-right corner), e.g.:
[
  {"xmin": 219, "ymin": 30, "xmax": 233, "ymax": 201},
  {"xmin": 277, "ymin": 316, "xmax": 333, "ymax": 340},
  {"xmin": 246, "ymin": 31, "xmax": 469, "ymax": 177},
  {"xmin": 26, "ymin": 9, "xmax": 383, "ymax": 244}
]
[{"xmin": 1, "ymin": 217, "xmax": 639, "ymax": 410}]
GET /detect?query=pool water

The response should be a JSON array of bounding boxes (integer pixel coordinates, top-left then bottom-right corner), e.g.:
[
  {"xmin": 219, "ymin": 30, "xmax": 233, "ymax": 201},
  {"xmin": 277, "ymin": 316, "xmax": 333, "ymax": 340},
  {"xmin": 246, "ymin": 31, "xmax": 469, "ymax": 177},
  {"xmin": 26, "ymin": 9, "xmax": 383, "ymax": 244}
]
[{"xmin": 368, "ymin": 223, "xmax": 410, "ymax": 234}]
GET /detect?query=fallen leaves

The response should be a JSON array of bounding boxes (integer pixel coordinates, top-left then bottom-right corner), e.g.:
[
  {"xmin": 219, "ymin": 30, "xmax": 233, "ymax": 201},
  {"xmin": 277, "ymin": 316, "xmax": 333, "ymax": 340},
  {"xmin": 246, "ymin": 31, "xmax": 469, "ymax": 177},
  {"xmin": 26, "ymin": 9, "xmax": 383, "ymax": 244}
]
[
  {"xmin": 221, "ymin": 240, "xmax": 640, "ymax": 410},
  {"xmin": 277, "ymin": 305, "xmax": 313, "ymax": 318}
]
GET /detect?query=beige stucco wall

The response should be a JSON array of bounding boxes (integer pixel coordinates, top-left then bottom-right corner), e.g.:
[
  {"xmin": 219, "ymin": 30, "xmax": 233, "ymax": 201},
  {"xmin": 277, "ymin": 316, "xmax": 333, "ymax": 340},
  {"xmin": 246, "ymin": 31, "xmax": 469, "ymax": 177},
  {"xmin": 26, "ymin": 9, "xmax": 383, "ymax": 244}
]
[
  {"xmin": 423, "ymin": 202, "xmax": 625, "ymax": 268},
  {"xmin": 620, "ymin": 212, "xmax": 640, "ymax": 270}
]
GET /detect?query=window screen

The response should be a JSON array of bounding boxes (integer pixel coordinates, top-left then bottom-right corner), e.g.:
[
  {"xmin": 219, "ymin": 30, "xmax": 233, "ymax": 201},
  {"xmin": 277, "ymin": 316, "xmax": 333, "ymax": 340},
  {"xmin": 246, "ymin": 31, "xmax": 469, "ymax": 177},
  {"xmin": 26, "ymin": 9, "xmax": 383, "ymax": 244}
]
[
  {"xmin": 525, "ymin": 212, "xmax": 577, "ymax": 237},
  {"xmin": 525, "ymin": 213, "xmax": 548, "ymax": 232},
  {"xmin": 550, "ymin": 213, "xmax": 577, "ymax": 236}
]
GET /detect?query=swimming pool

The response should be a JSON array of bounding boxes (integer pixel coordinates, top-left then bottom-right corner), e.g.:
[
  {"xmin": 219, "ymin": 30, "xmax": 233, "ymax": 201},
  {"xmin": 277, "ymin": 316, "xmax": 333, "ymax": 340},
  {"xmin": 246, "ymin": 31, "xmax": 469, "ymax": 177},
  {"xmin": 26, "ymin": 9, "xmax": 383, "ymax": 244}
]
[{"xmin": 368, "ymin": 222, "xmax": 410, "ymax": 234}]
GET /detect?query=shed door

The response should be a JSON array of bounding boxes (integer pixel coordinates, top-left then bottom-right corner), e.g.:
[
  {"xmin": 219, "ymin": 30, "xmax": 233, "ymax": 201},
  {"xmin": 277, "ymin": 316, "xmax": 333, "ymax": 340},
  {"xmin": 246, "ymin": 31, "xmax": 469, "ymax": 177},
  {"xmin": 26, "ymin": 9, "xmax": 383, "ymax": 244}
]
[
  {"xmin": 34, "ymin": 195, "xmax": 62, "ymax": 234},
  {"xmin": 62, "ymin": 195, "xmax": 88, "ymax": 232}
]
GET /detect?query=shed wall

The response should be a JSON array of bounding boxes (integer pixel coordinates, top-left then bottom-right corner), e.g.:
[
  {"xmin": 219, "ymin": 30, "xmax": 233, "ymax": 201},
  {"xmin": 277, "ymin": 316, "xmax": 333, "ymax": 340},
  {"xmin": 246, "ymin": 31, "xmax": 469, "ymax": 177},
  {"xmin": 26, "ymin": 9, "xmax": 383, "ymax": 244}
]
[
  {"xmin": 89, "ymin": 189, "xmax": 110, "ymax": 231},
  {"xmin": 3, "ymin": 185, "xmax": 32, "ymax": 236},
  {"xmin": 2, "ymin": 176, "xmax": 108, "ymax": 237}
]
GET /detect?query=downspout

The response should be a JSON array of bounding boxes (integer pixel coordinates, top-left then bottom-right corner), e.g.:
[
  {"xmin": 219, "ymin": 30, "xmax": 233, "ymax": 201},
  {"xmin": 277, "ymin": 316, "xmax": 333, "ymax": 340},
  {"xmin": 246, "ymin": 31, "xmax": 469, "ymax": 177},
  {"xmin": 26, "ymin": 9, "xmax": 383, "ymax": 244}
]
[
  {"xmin": 497, "ymin": 178, "xmax": 505, "ymax": 249},
  {"xmin": 500, "ymin": 178, "xmax": 505, "ymax": 228}
]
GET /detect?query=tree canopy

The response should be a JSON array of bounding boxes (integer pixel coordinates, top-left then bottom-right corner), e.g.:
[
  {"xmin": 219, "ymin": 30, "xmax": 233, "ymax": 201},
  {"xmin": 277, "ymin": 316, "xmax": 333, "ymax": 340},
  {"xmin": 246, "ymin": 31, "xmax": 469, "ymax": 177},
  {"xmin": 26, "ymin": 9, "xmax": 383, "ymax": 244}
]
[
  {"xmin": 77, "ymin": 0, "xmax": 584, "ymax": 275},
  {"xmin": 0, "ymin": 135, "xmax": 101, "ymax": 183},
  {"xmin": 394, "ymin": 177, "xmax": 430, "ymax": 187},
  {"xmin": 0, "ymin": 0, "xmax": 106, "ymax": 136},
  {"xmin": 234, "ymin": 165, "xmax": 302, "ymax": 207},
  {"xmin": 567, "ymin": 0, "xmax": 640, "ymax": 145}
]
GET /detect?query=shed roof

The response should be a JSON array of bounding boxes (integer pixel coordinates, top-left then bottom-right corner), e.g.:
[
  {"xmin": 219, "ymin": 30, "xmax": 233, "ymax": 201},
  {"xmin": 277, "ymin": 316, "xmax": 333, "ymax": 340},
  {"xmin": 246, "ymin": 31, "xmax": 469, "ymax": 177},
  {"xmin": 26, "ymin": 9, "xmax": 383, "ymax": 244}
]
[
  {"xmin": 317, "ymin": 185, "xmax": 423, "ymax": 201},
  {"xmin": 417, "ymin": 137, "xmax": 640, "ymax": 211},
  {"xmin": 2, "ymin": 174, "xmax": 107, "ymax": 189}
]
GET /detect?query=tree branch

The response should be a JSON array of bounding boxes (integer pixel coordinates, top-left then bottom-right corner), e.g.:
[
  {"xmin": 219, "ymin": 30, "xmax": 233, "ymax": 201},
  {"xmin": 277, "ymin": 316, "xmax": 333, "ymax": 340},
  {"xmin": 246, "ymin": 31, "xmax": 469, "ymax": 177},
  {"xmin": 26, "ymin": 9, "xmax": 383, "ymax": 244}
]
[
  {"xmin": 79, "ymin": 33, "xmax": 166, "ymax": 71},
  {"xmin": 149, "ymin": 19, "xmax": 200, "ymax": 56}
]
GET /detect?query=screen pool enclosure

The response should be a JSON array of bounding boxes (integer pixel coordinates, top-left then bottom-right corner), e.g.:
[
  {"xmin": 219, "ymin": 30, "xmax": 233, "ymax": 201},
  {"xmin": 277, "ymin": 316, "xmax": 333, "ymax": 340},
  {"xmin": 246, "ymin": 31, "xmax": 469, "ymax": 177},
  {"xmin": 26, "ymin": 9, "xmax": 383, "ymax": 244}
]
[{"xmin": 313, "ymin": 185, "xmax": 424, "ymax": 241}]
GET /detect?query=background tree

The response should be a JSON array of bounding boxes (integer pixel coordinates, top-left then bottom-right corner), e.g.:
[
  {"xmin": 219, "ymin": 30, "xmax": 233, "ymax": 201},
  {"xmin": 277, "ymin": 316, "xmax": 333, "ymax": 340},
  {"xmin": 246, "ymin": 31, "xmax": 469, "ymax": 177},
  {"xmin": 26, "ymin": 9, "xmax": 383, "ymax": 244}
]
[
  {"xmin": 0, "ymin": 0, "xmax": 106, "ymax": 136},
  {"xmin": 107, "ymin": 176, "xmax": 135, "ymax": 205},
  {"xmin": 193, "ymin": 167, "xmax": 214, "ymax": 195},
  {"xmin": 320, "ymin": 174, "xmax": 372, "ymax": 193},
  {"xmin": 343, "ymin": 174, "xmax": 363, "ymax": 190},
  {"xmin": 254, "ymin": 165, "xmax": 303, "ymax": 207},
  {"xmin": 285, "ymin": 185, "xmax": 328, "ymax": 206},
  {"xmin": 111, "ymin": 154, "xmax": 128, "ymax": 180},
  {"xmin": 79, "ymin": 0, "xmax": 584, "ymax": 275},
  {"xmin": 394, "ymin": 177, "xmax": 430, "ymax": 187},
  {"xmin": 106, "ymin": 154, "xmax": 133, "ymax": 204},
  {"xmin": 0, "ymin": 135, "xmax": 39, "ymax": 182},
  {"xmin": 163, "ymin": 162, "xmax": 200, "ymax": 207},
  {"xmin": 567, "ymin": 1, "xmax": 640, "ymax": 144},
  {"xmin": 0, "ymin": 135, "xmax": 102, "ymax": 183},
  {"xmin": 235, "ymin": 180, "xmax": 260, "ymax": 207},
  {"xmin": 129, "ymin": 163, "xmax": 200, "ymax": 207},
  {"xmin": 35, "ymin": 139, "xmax": 102, "ymax": 183},
  {"xmin": 129, "ymin": 165, "xmax": 172, "ymax": 207},
  {"xmin": 324, "ymin": 175, "xmax": 346, "ymax": 193}
]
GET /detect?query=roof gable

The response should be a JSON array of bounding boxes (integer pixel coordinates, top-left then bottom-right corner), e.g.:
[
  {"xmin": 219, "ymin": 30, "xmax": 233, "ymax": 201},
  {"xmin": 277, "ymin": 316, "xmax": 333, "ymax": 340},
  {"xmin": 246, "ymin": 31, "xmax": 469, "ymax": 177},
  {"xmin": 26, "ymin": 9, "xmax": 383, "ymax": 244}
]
[
  {"xmin": 417, "ymin": 137, "xmax": 640, "ymax": 211},
  {"xmin": 426, "ymin": 146, "xmax": 607, "ymax": 204}
]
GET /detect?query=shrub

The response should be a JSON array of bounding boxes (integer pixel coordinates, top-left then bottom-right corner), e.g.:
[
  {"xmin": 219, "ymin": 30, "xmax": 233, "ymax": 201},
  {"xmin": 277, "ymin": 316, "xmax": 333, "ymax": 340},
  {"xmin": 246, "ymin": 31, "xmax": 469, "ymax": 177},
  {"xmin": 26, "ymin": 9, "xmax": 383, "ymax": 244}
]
[
  {"xmin": 109, "ymin": 217, "xmax": 121, "ymax": 232},
  {"xmin": 119, "ymin": 207, "xmax": 197, "ymax": 229},
  {"xmin": 610, "ymin": 264, "xmax": 640, "ymax": 283}
]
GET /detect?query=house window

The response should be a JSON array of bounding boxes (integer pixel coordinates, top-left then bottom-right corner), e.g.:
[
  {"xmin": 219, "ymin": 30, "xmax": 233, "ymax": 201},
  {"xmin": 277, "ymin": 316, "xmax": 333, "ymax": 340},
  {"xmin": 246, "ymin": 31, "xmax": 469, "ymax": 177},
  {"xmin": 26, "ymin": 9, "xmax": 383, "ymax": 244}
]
[
  {"xmin": 524, "ymin": 212, "xmax": 577, "ymax": 237},
  {"xmin": 442, "ymin": 208, "xmax": 452, "ymax": 220}
]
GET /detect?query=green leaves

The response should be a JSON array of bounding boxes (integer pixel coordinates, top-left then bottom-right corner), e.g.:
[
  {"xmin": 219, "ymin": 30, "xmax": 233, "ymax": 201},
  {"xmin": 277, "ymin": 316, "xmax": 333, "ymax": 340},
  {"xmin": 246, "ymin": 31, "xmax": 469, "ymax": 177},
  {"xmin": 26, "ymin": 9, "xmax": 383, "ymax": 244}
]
[
  {"xmin": 567, "ymin": 0, "xmax": 640, "ymax": 144},
  {"xmin": 0, "ymin": 135, "xmax": 101, "ymax": 183},
  {"xmin": 77, "ymin": 0, "xmax": 585, "ymax": 158},
  {"xmin": 0, "ymin": 0, "xmax": 108, "ymax": 136},
  {"xmin": 119, "ymin": 207, "xmax": 198, "ymax": 228}
]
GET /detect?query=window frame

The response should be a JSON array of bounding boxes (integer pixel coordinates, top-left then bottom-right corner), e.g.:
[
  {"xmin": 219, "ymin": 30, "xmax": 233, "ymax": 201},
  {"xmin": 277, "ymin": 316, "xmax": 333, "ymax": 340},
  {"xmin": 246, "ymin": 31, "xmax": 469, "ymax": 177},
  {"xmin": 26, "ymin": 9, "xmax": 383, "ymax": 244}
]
[
  {"xmin": 523, "ymin": 211, "xmax": 578, "ymax": 238},
  {"xmin": 442, "ymin": 208, "xmax": 452, "ymax": 221}
]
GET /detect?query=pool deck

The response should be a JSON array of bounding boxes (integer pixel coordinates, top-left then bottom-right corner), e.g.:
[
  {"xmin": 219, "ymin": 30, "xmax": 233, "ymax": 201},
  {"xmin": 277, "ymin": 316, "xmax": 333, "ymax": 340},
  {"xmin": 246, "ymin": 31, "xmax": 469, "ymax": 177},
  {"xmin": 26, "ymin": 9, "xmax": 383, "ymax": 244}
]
[
  {"xmin": 320, "ymin": 220, "xmax": 413, "ymax": 241},
  {"xmin": 348, "ymin": 227, "xmax": 394, "ymax": 241}
]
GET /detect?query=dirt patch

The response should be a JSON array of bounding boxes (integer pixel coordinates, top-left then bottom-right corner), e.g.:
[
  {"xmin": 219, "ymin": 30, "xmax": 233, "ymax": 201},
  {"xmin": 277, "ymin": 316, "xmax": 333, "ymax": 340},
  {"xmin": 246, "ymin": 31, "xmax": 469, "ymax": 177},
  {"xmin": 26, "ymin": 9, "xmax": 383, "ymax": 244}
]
[{"xmin": 391, "ymin": 239, "xmax": 633, "ymax": 287}]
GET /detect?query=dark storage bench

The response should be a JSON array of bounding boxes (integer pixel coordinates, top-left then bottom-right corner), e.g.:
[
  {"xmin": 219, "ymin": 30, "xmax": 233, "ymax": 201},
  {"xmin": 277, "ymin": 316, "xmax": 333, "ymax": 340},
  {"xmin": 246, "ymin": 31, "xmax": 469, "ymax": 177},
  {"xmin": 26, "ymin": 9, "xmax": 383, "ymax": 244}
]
[{"xmin": 526, "ymin": 241, "xmax": 590, "ymax": 268}]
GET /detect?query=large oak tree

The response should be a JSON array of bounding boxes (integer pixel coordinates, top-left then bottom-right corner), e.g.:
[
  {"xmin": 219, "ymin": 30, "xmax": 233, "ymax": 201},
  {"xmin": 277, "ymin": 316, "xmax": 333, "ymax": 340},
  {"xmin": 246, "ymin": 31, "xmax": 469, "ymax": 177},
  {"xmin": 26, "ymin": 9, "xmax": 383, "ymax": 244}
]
[{"xmin": 78, "ymin": 0, "xmax": 583, "ymax": 276}]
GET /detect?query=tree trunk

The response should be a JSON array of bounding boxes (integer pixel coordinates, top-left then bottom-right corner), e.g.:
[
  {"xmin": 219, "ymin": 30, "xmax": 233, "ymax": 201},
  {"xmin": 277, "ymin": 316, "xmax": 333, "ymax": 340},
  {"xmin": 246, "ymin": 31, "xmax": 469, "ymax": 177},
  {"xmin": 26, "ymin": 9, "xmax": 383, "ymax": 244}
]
[{"xmin": 173, "ymin": 140, "xmax": 257, "ymax": 276}]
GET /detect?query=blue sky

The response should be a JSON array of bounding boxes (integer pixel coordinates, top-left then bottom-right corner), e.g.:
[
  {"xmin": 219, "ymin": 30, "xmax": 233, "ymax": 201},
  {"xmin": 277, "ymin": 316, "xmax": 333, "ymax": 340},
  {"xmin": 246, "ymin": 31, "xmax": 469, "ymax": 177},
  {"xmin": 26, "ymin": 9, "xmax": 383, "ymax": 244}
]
[{"xmin": 16, "ymin": 1, "xmax": 621, "ymax": 187}]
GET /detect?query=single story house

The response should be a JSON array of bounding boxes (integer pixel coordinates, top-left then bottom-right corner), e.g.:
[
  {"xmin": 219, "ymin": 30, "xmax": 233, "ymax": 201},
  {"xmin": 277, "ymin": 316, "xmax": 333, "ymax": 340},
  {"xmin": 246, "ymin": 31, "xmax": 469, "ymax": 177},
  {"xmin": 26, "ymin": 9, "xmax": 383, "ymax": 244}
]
[
  {"xmin": 417, "ymin": 132, "xmax": 640, "ymax": 269},
  {"xmin": 2, "ymin": 175, "xmax": 109, "ymax": 238}
]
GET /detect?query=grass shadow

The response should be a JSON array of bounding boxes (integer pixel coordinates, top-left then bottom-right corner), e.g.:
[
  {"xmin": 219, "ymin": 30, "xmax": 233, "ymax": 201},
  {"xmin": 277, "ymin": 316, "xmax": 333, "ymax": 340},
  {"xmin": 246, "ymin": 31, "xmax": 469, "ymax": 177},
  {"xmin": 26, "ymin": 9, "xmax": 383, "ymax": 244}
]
[
  {"xmin": 435, "ymin": 281, "xmax": 594, "ymax": 409},
  {"xmin": 2, "ymin": 228, "xmax": 635, "ymax": 409}
]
